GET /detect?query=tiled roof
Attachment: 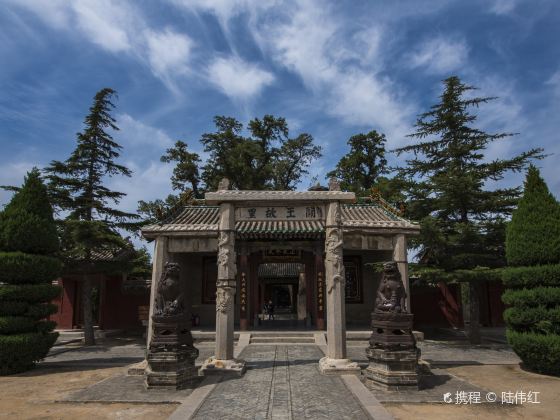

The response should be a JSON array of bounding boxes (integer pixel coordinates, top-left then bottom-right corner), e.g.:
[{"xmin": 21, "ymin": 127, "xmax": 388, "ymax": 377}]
[
  {"xmin": 142, "ymin": 203, "xmax": 419, "ymax": 237},
  {"xmin": 258, "ymin": 263, "xmax": 304, "ymax": 278},
  {"xmin": 236, "ymin": 219, "xmax": 324, "ymax": 239}
]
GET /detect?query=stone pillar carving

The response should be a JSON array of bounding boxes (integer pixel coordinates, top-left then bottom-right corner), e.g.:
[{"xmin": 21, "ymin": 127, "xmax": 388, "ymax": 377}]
[
  {"xmin": 365, "ymin": 261, "xmax": 420, "ymax": 390},
  {"xmin": 319, "ymin": 197, "xmax": 360, "ymax": 375},
  {"xmin": 201, "ymin": 198, "xmax": 246, "ymax": 376},
  {"xmin": 145, "ymin": 262, "xmax": 199, "ymax": 389},
  {"xmin": 393, "ymin": 234, "xmax": 410, "ymax": 312},
  {"xmin": 147, "ymin": 236, "xmax": 168, "ymax": 347}
]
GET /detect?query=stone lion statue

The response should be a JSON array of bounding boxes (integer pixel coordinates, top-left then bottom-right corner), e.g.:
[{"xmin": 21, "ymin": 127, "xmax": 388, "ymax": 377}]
[
  {"xmin": 374, "ymin": 261, "xmax": 406, "ymax": 313},
  {"xmin": 154, "ymin": 262, "xmax": 183, "ymax": 316}
]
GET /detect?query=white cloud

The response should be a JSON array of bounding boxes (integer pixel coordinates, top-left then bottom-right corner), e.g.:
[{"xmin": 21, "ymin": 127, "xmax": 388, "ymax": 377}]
[
  {"xmin": 546, "ymin": 70, "xmax": 560, "ymax": 98},
  {"xmin": 207, "ymin": 56, "xmax": 274, "ymax": 101},
  {"xmin": 408, "ymin": 37, "xmax": 469, "ymax": 74},
  {"xmin": 145, "ymin": 29, "xmax": 193, "ymax": 90},
  {"xmin": 108, "ymin": 160, "xmax": 173, "ymax": 214},
  {"xmin": 5, "ymin": 0, "xmax": 195, "ymax": 91},
  {"xmin": 488, "ymin": 0, "xmax": 521, "ymax": 15},
  {"xmin": 253, "ymin": 0, "xmax": 413, "ymax": 146},
  {"xmin": 72, "ymin": 0, "xmax": 133, "ymax": 53},
  {"xmin": 117, "ymin": 114, "xmax": 174, "ymax": 151}
]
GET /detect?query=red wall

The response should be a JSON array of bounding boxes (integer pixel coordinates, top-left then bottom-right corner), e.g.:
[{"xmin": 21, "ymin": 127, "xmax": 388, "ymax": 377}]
[
  {"xmin": 99, "ymin": 275, "xmax": 150, "ymax": 331},
  {"xmin": 411, "ymin": 283, "xmax": 463, "ymax": 328},
  {"xmin": 50, "ymin": 277, "xmax": 77, "ymax": 329},
  {"xmin": 51, "ymin": 275, "xmax": 150, "ymax": 331}
]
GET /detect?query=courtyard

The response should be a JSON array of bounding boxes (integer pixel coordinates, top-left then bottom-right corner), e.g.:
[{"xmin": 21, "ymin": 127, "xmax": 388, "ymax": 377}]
[{"xmin": 1, "ymin": 330, "xmax": 558, "ymax": 420}]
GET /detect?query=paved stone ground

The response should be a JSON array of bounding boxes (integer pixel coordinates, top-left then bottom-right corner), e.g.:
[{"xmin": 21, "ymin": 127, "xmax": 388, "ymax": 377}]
[
  {"xmin": 347, "ymin": 341, "xmax": 521, "ymax": 367},
  {"xmin": 192, "ymin": 345, "xmax": 368, "ymax": 420}
]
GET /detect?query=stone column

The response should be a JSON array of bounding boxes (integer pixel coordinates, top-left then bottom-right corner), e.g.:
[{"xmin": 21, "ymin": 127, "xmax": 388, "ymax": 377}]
[
  {"xmin": 147, "ymin": 236, "xmax": 168, "ymax": 347},
  {"xmin": 393, "ymin": 234, "xmax": 410, "ymax": 312},
  {"xmin": 319, "ymin": 200, "xmax": 360, "ymax": 375},
  {"xmin": 200, "ymin": 202, "xmax": 246, "ymax": 376},
  {"xmin": 297, "ymin": 270, "xmax": 306, "ymax": 321}
]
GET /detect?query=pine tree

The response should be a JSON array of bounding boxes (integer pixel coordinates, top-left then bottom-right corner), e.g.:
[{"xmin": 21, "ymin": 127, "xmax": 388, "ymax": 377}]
[
  {"xmin": 45, "ymin": 88, "xmax": 138, "ymax": 345},
  {"xmin": 0, "ymin": 169, "xmax": 61, "ymax": 374},
  {"xmin": 395, "ymin": 76, "xmax": 543, "ymax": 343},
  {"xmin": 502, "ymin": 166, "xmax": 560, "ymax": 375}
]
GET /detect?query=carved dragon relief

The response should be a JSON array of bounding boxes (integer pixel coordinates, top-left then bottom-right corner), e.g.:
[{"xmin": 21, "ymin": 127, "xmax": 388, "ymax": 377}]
[
  {"xmin": 216, "ymin": 287, "xmax": 234, "ymax": 313},
  {"xmin": 325, "ymin": 228, "xmax": 345, "ymax": 294}
]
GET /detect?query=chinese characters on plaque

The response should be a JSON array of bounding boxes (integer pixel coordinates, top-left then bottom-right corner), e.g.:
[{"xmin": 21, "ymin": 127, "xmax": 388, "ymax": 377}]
[{"xmin": 236, "ymin": 206, "xmax": 324, "ymax": 221}]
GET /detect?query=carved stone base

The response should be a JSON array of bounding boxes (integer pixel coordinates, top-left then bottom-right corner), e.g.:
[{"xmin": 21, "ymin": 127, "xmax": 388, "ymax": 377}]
[
  {"xmin": 364, "ymin": 347, "xmax": 420, "ymax": 390},
  {"xmin": 199, "ymin": 356, "xmax": 247, "ymax": 376},
  {"xmin": 318, "ymin": 357, "xmax": 361, "ymax": 375},
  {"xmin": 145, "ymin": 346, "xmax": 199, "ymax": 389}
]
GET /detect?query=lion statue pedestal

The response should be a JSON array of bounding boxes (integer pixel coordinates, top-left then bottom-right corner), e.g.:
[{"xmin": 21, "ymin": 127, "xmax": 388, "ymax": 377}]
[
  {"xmin": 145, "ymin": 263, "xmax": 199, "ymax": 390},
  {"xmin": 364, "ymin": 261, "xmax": 420, "ymax": 390}
]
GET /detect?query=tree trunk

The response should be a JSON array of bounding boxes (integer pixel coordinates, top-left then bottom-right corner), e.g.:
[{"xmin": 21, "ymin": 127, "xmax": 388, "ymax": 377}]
[
  {"xmin": 82, "ymin": 274, "xmax": 95, "ymax": 345},
  {"xmin": 468, "ymin": 282, "xmax": 481, "ymax": 344}
]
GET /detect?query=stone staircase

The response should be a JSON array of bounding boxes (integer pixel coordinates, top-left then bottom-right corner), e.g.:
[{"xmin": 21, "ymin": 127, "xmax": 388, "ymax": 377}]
[{"xmin": 249, "ymin": 332, "xmax": 316, "ymax": 345}]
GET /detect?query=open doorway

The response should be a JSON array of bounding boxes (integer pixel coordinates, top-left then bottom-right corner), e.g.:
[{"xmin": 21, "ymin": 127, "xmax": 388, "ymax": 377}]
[{"xmin": 257, "ymin": 262, "xmax": 307, "ymax": 328}]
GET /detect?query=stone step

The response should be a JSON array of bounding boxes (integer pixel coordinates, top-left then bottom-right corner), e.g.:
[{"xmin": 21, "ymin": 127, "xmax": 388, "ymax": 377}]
[
  {"xmin": 250, "ymin": 336, "xmax": 315, "ymax": 344},
  {"xmin": 251, "ymin": 332, "xmax": 314, "ymax": 337}
]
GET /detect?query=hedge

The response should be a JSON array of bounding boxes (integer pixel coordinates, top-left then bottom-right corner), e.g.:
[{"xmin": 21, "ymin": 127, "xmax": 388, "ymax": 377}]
[
  {"xmin": 502, "ymin": 264, "xmax": 560, "ymax": 289},
  {"xmin": 0, "ymin": 284, "xmax": 61, "ymax": 303},
  {"xmin": 0, "ymin": 332, "xmax": 58, "ymax": 375},
  {"xmin": 504, "ymin": 306, "xmax": 560, "ymax": 334},
  {"xmin": 25, "ymin": 303, "xmax": 58, "ymax": 319},
  {"xmin": 502, "ymin": 287, "xmax": 560, "ymax": 309},
  {"xmin": 0, "ymin": 316, "xmax": 36, "ymax": 334},
  {"xmin": 0, "ymin": 252, "xmax": 62, "ymax": 285},
  {"xmin": 505, "ymin": 166, "xmax": 560, "ymax": 267},
  {"xmin": 0, "ymin": 211, "xmax": 59, "ymax": 255},
  {"xmin": 0, "ymin": 301, "xmax": 28, "ymax": 316},
  {"xmin": 507, "ymin": 330, "xmax": 560, "ymax": 376}
]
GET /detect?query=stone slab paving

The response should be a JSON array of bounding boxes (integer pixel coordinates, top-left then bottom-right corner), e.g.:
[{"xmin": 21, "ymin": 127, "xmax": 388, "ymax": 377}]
[
  {"xmin": 61, "ymin": 374, "xmax": 201, "ymax": 403},
  {"xmin": 192, "ymin": 345, "xmax": 370, "ymax": 420},
  {"xmin": 347, "ymin": 341, "xmax": 521, "ymax": 367},
  {"xmin": 364, "ymin": 368, "xmax": 486, "ymax": 403}
]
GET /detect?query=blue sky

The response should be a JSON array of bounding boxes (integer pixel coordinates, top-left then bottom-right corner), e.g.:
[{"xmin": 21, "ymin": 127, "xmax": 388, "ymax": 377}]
[{"xmin": 1, "ymin": 0, "xmax": 559, "ymax": 218}]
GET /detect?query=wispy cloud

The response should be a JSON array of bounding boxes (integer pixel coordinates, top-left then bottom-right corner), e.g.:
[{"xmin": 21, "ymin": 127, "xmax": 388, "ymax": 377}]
[
  {"xmin": 207, "ymin": 56, "xmax": 274, "ymax": 101},
  {"xmin": 5, "ymin": 0, "xmax": 195, "ymax": 91},
  {"xmin": 407, "ymin": 36, "xmax": 469, "ymax": 74},
  {"xmin": 488, "ymin": 0, "xmax": 521, "ymax": 15}
]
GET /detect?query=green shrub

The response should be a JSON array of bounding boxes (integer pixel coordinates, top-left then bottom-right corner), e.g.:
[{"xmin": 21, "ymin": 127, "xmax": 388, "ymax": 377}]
[
  {"xmin": 0, "ymin": 301, "xmax": 28, "ymax": 316},
  {"xmin": 0, "ymin": 284, "xmax": 61, "ymax": 303},
  {"xmin": 0, "ymin": 316, "xmax": 37, "ymax": 334},
  {"xmin": 0, "ymin": 252, "xmax": 62, "ymax": 284},
  {"xmin": 507, "ymin": 330, "xmax": 560, "ymax": 375},
  {"xmin": 25, "ymin": 303, "xmax": 58, "ymax": 319},
  {"xmin": 502, "ymin": 264, "xmax": 560, "ymax": 289},
  {"xmin": 0, "ymin": 211, "xmax": 59, "ymax": 255},
  {"xmin": 0, "ymin": 169, "xmax": 61, "ymax": 375},
  {"xmin": 502, "ymin": 287, "xmax": 560, "ymax": 308},
  {"xmin": 505, "ymin": 166, "xmax": 560, "ymax": 266},
  {"xmin": 0, "ymin": 332, "xmax": 58, "ymax": 375},
  {"xmin": 504, "ymin": 306, "xmax": 560, "ymax": 334},
  {"xmin": 0, "ymin": 169, "xmax": 58, "ymax": 255}
]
